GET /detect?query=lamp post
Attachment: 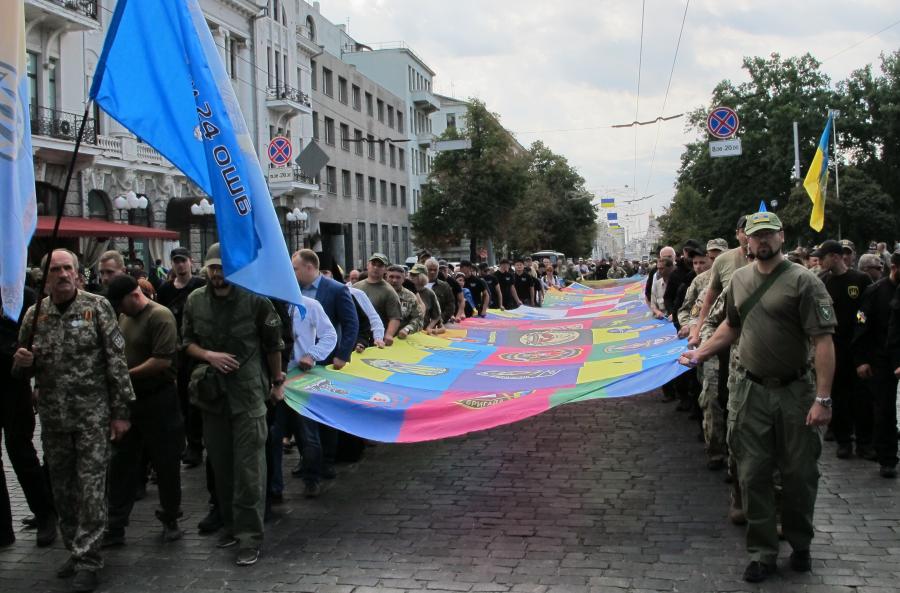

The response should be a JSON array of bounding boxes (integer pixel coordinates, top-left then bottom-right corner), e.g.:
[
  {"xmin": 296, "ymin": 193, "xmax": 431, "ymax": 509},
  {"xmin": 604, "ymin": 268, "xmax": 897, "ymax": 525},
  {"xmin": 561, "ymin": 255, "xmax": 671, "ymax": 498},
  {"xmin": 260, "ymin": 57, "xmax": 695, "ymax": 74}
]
[
  {"xmin": 190, "ymin": 198, "xmax": 216, "ymax": 258},
  {"xmin": 113, "ymin": 190, "xmax": 149, "ymax": 263},
  {"xmin": 285, "ymin": 207, "xmax": 308, "ymax": 251}
]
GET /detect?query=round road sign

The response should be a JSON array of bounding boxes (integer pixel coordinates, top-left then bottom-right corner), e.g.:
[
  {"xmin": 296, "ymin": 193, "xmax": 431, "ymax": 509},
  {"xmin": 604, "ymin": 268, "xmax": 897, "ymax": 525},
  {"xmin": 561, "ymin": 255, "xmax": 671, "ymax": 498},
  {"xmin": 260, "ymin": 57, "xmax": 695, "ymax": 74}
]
[
  {"xmin": 267, "ymin": 136, "xmax": 293, "ymax": 166},
  {"xmin": 706, "ymin": 106, "xmax": 739, "ymax": 139}
]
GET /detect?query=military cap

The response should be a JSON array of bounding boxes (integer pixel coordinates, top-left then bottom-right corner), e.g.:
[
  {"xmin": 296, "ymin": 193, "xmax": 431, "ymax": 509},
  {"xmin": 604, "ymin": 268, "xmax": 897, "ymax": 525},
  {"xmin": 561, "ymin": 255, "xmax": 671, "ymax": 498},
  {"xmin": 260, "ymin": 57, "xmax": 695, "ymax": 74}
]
[
  {"xmin": 743, "ymin": 211, "xmax": 782, "ymax": 235},
  {"xmin": 369, "ymin": 252, "xmax": 390, "ymax": 265},
  {"xmin": 706, "ymin": 238, "xmax": 729, "ymax": 253},
  {"xmin": 205, "ymin": 243, "xmax": 222, "ymax": 266}
]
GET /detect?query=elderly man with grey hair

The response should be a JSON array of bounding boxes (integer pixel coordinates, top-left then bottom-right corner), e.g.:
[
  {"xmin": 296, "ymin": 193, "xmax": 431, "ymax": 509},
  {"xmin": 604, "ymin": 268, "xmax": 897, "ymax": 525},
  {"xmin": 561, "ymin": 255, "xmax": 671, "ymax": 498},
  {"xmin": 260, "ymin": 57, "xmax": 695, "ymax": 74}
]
[{"xmin": 858, "ymin": 253, "xmax": 884, "ymax": 283}]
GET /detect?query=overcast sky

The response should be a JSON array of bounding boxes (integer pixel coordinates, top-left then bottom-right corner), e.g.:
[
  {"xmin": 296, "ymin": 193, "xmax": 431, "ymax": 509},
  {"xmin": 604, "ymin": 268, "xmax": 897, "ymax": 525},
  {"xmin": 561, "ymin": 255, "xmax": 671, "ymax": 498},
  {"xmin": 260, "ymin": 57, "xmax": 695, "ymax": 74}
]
[{"xmin": 318, "ymin": 1, "xmax": 899, "ymax": 237}]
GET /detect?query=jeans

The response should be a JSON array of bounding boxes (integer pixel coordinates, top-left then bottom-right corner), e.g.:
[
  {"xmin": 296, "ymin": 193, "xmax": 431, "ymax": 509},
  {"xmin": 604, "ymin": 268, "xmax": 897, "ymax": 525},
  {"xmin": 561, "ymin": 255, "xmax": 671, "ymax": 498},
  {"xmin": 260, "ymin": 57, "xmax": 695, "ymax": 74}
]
[{"xmin": 267, "ymin": 401, "xmax": 322, "ymax": 494}]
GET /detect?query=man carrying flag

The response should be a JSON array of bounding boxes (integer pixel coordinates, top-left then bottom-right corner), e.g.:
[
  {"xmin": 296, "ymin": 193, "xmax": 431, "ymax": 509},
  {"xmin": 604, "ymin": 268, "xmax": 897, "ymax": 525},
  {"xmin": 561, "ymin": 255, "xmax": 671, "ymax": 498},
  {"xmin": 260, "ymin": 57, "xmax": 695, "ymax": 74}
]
[
  {"xmin": 804, "ymin": 114, "xmax": 833, "ymax": 232},
  {"xmin": 89, "ymin": 0, "xmax": 305, "ymax": 566}
]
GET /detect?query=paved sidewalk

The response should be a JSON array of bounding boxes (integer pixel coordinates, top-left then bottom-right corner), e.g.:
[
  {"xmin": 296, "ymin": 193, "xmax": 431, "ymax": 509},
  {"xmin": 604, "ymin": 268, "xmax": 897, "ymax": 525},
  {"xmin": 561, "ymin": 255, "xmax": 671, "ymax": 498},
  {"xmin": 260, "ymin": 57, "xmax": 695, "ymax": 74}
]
[{"xmin": 2, "ymin": 391, "xmax": 898, "ymax": 593}]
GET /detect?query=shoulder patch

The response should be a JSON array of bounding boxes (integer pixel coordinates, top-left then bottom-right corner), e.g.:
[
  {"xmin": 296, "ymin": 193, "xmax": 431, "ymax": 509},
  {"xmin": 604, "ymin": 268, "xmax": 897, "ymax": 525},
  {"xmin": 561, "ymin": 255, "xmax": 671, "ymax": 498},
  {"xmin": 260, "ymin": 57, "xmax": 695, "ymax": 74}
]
[
  {"xmin": 109, "ymin": 326, "xmax": 126, "ymax": 350},
  {"xmin": 817, "ymin": 301, "xmax": 834, "ymax": 323}
]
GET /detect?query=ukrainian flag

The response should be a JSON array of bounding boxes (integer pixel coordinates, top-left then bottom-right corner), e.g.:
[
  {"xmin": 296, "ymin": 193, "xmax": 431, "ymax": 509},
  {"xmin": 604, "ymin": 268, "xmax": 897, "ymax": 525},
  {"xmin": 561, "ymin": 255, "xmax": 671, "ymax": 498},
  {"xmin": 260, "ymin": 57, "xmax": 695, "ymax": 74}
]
[
  {"xmin": 600, "ymin": 198, "xmax": 615, "ymax": 208},
  {"xmin": 0, "ymin": 1, "xmax": 37, "ymax": 319},
  {"xmin": 803, "ymin": 115, "xmax": 833, "ymax": 232}
]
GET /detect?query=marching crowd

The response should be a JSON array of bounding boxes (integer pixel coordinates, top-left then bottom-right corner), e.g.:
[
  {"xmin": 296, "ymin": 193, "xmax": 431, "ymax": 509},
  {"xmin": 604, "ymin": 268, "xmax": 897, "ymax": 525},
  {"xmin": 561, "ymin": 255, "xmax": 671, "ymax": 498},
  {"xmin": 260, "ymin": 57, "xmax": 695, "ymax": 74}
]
[{"xmin": 2, "ymin": 221, "xmax": 899, "ymax": 590}]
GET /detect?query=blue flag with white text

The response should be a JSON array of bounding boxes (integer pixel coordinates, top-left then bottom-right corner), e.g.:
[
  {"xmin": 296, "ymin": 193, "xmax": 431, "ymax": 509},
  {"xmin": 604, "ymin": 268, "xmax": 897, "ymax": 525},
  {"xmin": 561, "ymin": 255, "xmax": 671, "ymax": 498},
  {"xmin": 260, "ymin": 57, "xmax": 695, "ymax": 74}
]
[
  {"xmin": 0, "ymin": 2, "xmax": 37, "ymax": 320},
  {"xmin": 90, "ymin": 0, "xmax": 303, "ymax": 313}
]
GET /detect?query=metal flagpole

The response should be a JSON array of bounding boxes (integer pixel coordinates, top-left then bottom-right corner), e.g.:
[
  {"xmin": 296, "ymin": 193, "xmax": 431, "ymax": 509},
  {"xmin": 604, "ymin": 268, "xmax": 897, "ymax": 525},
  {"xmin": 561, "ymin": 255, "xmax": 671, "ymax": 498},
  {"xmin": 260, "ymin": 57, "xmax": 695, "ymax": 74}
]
[
  {"xmin": 26, "ymin": 102, "xmax": 93, "ymax": 349},
  {"xmin": 830, "ymin": 109, "xmax": 841, "ymax": 240}
]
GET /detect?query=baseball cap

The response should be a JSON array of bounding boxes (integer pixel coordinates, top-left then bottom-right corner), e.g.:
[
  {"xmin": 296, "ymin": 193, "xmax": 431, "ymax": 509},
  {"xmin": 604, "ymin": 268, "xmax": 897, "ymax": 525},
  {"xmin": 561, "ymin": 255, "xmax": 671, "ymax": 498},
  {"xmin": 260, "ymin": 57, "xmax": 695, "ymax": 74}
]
[
  {"xmin": 106, "ymin": 274, "xmax": 139, "ymax": 311},
  {"xmin": 811, "ymin": 239, "xmax": 842, "ymax": 258},
  {"xmin": 369, "ymin": 252, "xmax": 389, "ymax": 265},
  {"xmin": 743, "ymin": 211, "xmax": 782, "ymax": 236},
  {"xmin": 205, "ymin": 243, "xmax": 222, "ymax": 266},
  {"xmin": 839, "ymin": 239, "xmax": 856, "ymax": 253},
  {"xmin": 409, "ymin": 263, "xmax": 427, "ymax": 275},
  {"xmin": 706, "ymin": 238, "xmax": 729, "ymax": 253},
  {"xmin": 682, "ymin": 239, "xmax": 702, "ymax": 255},
  {"xmin": 170, "ymin": 246, "xmax": 190, "ymax": 261}
]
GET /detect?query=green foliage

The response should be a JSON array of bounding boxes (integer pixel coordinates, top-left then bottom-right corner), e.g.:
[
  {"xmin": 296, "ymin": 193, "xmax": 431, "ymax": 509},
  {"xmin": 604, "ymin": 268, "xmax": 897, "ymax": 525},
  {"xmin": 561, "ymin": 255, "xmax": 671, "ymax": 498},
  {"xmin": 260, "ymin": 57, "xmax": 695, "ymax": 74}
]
[{"xmin": 664, "ymin": 50, "xmax": 900, "ymax": 246}]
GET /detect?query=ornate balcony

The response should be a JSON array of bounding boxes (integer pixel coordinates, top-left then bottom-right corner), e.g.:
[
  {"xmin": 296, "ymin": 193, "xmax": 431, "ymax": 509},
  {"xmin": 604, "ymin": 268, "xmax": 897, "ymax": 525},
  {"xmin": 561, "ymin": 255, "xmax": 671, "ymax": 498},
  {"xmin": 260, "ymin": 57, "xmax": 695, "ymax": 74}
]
[
  {"xmin": 31, "ymin": 106, "xmax": 97, "ymax": 144},
  {"xmin": 25, "ymin": 0, "xmax": 100, "ymax": 32},
  {"xmin": 266, "ymin": 85, "xmax": 313, "ymax": 115}
]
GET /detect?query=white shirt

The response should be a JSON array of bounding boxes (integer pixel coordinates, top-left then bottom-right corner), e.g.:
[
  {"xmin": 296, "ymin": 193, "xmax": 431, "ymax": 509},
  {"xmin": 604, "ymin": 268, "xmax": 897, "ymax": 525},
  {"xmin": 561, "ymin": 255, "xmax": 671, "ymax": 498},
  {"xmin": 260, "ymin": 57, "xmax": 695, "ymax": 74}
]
[
  {"xmin": 288, "ymin": 296, "xmax": 337, "ymax": 370},
  {"xmin": 349, "ymin": 286, "xmax": 385, "ymax": 341},
  {"xmin": 650, "ymin": 274, "xmax": 667, "ymax": 313}
]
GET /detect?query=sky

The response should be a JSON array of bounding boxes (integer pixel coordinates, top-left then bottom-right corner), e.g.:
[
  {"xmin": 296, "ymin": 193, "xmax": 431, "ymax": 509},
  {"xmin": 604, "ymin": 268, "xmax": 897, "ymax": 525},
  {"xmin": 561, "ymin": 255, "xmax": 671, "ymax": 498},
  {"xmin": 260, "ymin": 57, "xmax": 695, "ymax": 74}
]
[{"xmin": 317, "ymin": 1, "xmax": 900, "ymax": 239}]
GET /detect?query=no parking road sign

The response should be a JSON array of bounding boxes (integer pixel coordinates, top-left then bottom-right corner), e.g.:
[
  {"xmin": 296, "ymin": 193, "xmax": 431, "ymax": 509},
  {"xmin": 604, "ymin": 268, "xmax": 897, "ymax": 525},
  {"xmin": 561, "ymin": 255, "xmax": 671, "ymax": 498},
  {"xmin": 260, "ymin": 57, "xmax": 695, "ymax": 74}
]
[
  {"xmin": 707, "ymin": 106, "xmax": 739, "ymax": 139},
  {"xmin": 267, "ymin": 136, "xmax": 293, "ymax": 166}
]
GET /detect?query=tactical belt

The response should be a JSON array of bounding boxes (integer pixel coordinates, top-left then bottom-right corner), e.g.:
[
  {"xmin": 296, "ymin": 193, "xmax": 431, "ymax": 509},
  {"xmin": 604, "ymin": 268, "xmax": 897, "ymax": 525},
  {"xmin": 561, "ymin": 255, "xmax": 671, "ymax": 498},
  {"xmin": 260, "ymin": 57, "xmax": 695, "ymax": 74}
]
[{"xmin": 742, "ymin": 367, "xmax": 808, "ymax": 388}]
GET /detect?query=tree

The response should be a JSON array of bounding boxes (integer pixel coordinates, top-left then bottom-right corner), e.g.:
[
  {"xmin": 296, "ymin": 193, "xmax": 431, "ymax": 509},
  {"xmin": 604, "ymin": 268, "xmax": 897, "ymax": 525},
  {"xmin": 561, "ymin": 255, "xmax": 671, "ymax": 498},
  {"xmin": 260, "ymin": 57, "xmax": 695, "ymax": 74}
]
[
  {"xmin": 657, "ymin": 184, "xmax": 718, "ymax": 247},
  {"xmin": 410, "ymin": 99, "xmax": 528, "ymax": 260},
  {"xmin": 504, "ymin": 142, "xmax": 597, "ymax": 257}
]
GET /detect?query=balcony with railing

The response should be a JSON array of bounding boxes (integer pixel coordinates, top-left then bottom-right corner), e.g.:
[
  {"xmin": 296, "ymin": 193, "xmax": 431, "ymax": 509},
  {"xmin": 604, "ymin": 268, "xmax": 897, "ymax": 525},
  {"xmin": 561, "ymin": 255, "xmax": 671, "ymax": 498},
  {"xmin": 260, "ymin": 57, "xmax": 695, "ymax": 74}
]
[
  {"xmin": 266, "ymin": 85, "xmax": 312, "ymax": 114},
  {"xmin": 411, "ymin": 88, "xmax": 441, "ymax": 114},
  {"xmin": 31, "ymin": 106, "xmax": 97, "ymax": 144},
  {"xmin": 295, "ymin": 24, "xmax": 321, "ymax": 55},
  {"xmin": 25, "ymin": 0, "xmax": 100, "ymax": 31}
]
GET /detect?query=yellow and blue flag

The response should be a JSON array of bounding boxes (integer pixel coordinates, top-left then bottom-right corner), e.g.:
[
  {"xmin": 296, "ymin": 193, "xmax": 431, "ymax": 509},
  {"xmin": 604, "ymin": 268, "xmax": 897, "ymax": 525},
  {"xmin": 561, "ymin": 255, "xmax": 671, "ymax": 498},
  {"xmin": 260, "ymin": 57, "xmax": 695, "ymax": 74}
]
[
  {"xmin": 600, "ymin": 198, "xmax": 615, "ymax": 208},
  {"xmin": 90, "ymin": 0, "xmax": 303, "ymax": 312},
  {"xmin": 0, "ymin": 1, "xmax": 37, "ymax": 319},
  {"xmin": 803, "ymin": 114, "xmax": 833, "ymax": 232}
]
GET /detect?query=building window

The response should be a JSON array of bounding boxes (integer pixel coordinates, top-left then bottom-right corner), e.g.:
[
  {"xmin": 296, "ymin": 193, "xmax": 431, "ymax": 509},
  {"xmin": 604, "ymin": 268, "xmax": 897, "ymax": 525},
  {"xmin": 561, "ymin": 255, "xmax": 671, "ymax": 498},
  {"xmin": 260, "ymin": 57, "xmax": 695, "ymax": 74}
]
[
  {"xmin": 365, "ymin": 92, "xmax": 373, "ymax": 116},
  {"xmin": 358, "ymin": 222, "xmax": 367, "ymax": 264},
  {"xmin": 355, "ymin": 173, "xmax": 365, "ymax": 200},
  {"xmin": 370, "ymin": 223, "xmax": 378, "ymax": 258},
  {"xmin": 310, "ymin": 59, "xmax": 317, "ymax": 90},
  {"xmin": 322, "ymin": 67, "xmax": 333, "ymax": 97},
  {"xmin": 351, "ymin": 84, "xmax": 361, "ymax": 111},
  {"xmin": 382, "ymin": 224, "xmax": 389, "ymax": 256},
  {"xmin": 397, "ymin": 113, "xmax": 404, "ymax": 134},
  {"xmin": 402, "ymin": 227, "xmax": 409, "ymax": 260},
  {"xmin": 27, "ymin": 52, "xmax": 37, "ymax": 117},
  {"xmin": 340, "ymin": 123, "xmax": 350, "ymax": 151},
  {"xmin": 312, "ymin": 111, "xmax": 319, "ymax": 140},
  {"xmin": 378, "ymin": 142, "xmax": 385, "ymax": 164},
  {"xmin": 400, "ymin": 186, "xmax": 407, "ymax": 208},
  {"xmin": 367, "ymin": 134, "xmax": 375, "ymax": 160},
  {"xmin": 398, "ymin": 149, "xmax": 405, "ymax": 171},
  {"xmin": 324, "ymin": 117, "xmax": 334, "ymax": 145},
  {"xmin": 325, "ymin": 166, "xmax": 337, "ymax": 194},
  {"xmin": 392, "ymin": 226, "xmax": 400, "ymax": 264},
  {"xmin": 390, "ymin": 183, "xmax": 397, "ymax": 206},
  {"xmin": 376, "ymin": 99, "xmax": 384, "ymax": 123},
  {"xmin": 354, "ymin": 129, "xmax": 363, "ymax": 156},
  {"xmin": 229, "ymin": 38, "xmax": 239, "ymax": 80},
  {"xmin": 341, "ymin": 169, "xmax": 351, "ymax": 197},
  {"xmin": 447, "ymin": 113, "xmax": 457, "ymax": 129},
  {"xmin": 338, "ymin": 76, "xmax": 348, "ymax": 104},
  {"xmin": 368, "ymin": 177, "xmax": 376, "ymax": 203},
  {"xmin": 380, "ymin": 180, "xmax": 387, "ymax": 205},
  {"xmin": 389, "ymin": 145, "xmax": 396, "ymax": 168},
  {"xmin": 47, "ymin": 58, "xmax": 58, "ymax": 113},
  {"xmin": 387, "ymin": 105, "xmax": 394, "ymax": 128}
]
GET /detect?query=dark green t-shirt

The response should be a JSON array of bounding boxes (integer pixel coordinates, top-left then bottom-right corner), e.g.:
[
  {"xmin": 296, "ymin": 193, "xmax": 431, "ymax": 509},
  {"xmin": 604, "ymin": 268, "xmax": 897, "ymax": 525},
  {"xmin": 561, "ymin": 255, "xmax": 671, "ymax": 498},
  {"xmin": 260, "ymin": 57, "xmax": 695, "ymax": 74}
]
[
  {"xmin": 725, "ymin": 260, "xmax": 836, "ymax": 378},
  {"xmin": 353, "ymin": 279, "xmax": 401, "ymax": 325},
  {"xmin": 119, "ymin": 300, "xmax": 178, "ymax": 397}
]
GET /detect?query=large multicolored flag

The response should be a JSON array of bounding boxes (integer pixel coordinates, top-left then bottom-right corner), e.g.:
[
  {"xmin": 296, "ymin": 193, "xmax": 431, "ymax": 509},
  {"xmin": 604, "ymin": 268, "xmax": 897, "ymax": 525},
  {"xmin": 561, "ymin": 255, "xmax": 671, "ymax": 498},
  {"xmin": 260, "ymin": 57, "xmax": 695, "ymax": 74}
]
[
  {"xmin": 284, "ymin": 279, "xmax": 687, "ymax": 442},
  {"xmin": 803, "ymin": 114, "xmax": 833, "ymax": 232},
  {"xmin": 600, "ymin": 197, "xmax": 615, "ymax": 208},
  {"xmin": 90, "ymin": 0, "xmax": 303, "ymax": 312},
  {"xmin": 0, "ymin": 1, "xmax": 37, "ymax": 320}
]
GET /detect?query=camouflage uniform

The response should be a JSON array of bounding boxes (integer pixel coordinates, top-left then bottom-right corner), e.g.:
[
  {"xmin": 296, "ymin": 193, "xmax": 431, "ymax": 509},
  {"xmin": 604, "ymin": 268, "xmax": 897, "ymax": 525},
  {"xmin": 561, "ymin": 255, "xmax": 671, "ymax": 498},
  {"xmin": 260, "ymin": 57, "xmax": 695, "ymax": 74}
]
[
  {"xmin": 607, "ymin": 265, "xmax": 626, "ymax": 279},
  {"xmin": 698, "ymin": 290, "xmax": 730, "ymax": 465},
  {"xmin": 397, "ymin": 286, "xmax": 424, "ymax": 335},
  {"xmin": 677, "ymin": 269, "xmax": 711, "ymax": 330},
  {"xmin": 18, "ymin": 290, "xmax": 134, "ymax": 572},
  {"xmin": 182, "ymin": 285, "xmax": 283, "ymax": 549}
]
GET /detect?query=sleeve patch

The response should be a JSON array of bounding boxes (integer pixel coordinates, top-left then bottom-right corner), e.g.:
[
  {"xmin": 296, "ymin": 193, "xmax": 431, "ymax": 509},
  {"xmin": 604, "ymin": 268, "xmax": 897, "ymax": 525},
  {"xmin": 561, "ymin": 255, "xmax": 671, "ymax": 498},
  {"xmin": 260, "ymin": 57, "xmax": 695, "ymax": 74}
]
[
  {"xmin": 817, "ymin": 300, "xmax": 835, "ymax": 324},
  {"xmin": 110, "ymin": 327, "xmax": 126, "ymax": 350}
]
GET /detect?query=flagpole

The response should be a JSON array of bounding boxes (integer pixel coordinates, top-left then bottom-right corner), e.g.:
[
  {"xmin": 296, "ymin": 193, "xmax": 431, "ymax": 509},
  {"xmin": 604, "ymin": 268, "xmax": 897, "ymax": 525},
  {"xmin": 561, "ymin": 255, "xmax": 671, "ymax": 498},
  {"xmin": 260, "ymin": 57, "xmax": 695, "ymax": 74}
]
[
  {"xmin": 26, "ymin": 102, "xmax": 93, "ymax": 349},
  {"xmin": 830, "ymin": 109, "xmax": 841, "ymax": 240}
]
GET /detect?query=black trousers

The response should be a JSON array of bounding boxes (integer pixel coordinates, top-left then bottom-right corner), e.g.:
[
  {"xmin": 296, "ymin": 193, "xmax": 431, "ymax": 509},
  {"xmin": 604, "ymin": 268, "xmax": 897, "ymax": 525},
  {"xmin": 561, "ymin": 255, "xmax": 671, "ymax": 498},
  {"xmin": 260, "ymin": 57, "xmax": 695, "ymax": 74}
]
[
  {"xmin": 866, "ymin": 365, "xmax": 898, "ymax": 467},
  {"xmin": 108, "ymin": 384, "xmax": 185, "ymax": 530},
  {"xmin": 176, "ymin": 354, "xmax": 203, "ymax": 453},
  {"xmin": 831, "ymin": 358, "xmax": 873, "ymax": 447},
  {"xmin": 0, "ymin": 360, "xmax": 55, "ymax": 539}
]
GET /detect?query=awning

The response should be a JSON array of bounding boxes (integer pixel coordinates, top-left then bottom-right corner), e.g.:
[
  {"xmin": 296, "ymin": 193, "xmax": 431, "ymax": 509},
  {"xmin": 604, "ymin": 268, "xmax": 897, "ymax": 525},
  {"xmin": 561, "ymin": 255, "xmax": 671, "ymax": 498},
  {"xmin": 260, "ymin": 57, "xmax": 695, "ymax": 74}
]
[{"xmin": 35, "ymin": 216, "xmax": 180, "ymax": 240}]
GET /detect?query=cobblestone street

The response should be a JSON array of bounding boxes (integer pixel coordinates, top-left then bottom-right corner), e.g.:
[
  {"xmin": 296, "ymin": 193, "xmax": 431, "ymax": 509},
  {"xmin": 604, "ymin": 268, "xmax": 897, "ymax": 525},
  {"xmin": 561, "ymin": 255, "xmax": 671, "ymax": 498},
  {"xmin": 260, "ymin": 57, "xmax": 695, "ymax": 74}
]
[{"xmin": 2, "ymin": 391, "xmax": 898, "ymax": 593}]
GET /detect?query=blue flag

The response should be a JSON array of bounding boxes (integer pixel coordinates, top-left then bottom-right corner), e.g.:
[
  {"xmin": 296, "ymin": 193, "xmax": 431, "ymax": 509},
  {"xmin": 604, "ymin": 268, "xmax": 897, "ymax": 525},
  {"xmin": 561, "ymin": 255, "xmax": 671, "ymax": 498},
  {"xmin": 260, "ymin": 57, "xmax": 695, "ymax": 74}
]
[
  {"xmin": 758, "ymin": 200, "xmax": 767, "ymax": 212},
  {"xmin": 0, "ymin": 2, "xmax": 37, "ymax": 320},
  {"xmin": 90, "ymin": 0, "xmax": 303, "ymax": 314}
]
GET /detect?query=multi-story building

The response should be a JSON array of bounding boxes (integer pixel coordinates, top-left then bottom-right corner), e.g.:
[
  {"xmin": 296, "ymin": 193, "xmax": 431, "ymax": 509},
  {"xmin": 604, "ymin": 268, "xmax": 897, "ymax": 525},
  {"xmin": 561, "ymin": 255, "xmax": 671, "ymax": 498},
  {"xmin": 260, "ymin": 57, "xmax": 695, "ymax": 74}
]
[
  {"xmin": 299, "ymin": 2, "xmax": 412, "ymax": 270},
  {"xmin": 24, "ymin": 0, "xmax": 319, "ymax": 268}
]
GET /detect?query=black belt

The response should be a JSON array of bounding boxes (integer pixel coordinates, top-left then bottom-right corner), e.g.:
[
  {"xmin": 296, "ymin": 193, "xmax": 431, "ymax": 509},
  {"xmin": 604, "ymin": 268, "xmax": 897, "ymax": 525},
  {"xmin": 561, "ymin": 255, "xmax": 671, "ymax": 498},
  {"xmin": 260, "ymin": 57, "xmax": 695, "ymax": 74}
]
[{"xmin": 742, "ymin": 367, "xmax": 808, "ymax": 388}]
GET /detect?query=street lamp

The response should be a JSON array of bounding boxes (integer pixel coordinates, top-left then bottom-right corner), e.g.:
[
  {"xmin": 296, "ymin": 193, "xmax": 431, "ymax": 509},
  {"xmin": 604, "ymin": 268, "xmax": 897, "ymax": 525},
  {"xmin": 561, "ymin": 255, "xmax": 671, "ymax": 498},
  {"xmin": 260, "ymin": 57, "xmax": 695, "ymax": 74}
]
[
  {"xmin": 285, "ymin": 208, "xmax": 308, "ymax": 251},
  {"xmin": 190, "ymin": 198, "xmax": 216, "ymax": 257},
  {"xmin": 114, "ymin": 190, "xmax": 149, "ymax": 263}
]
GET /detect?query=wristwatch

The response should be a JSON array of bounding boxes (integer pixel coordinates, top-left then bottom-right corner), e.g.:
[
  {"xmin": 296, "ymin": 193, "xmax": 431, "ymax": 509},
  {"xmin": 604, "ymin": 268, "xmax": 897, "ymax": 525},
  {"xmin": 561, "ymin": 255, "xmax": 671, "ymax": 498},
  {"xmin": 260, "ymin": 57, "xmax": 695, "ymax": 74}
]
[{"xmin": 815, "ymin": 396, "xmax": 833, "ymax": 408}]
